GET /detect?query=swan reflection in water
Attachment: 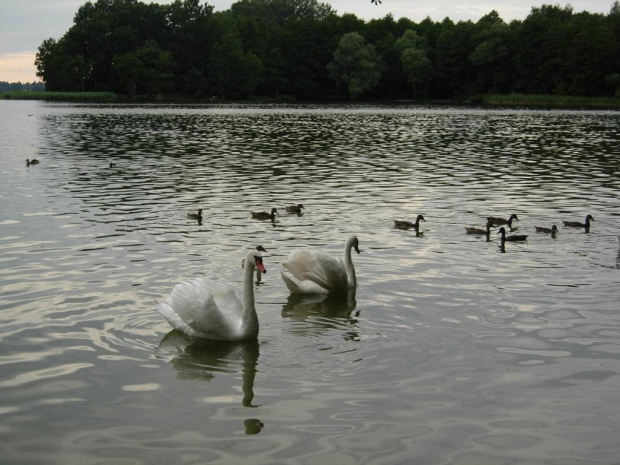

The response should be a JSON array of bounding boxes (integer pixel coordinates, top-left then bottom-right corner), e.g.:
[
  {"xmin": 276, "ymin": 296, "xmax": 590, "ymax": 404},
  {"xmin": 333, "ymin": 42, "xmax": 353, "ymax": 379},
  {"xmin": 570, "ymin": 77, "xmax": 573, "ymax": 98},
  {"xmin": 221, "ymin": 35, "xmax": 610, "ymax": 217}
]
[
  {"xmin": 281, "ymin": 288, "xmax": 360, "ymax": 341},
  {"xmin": 157, "ymin": 330, "xmax": 263, "ymax": 434}
]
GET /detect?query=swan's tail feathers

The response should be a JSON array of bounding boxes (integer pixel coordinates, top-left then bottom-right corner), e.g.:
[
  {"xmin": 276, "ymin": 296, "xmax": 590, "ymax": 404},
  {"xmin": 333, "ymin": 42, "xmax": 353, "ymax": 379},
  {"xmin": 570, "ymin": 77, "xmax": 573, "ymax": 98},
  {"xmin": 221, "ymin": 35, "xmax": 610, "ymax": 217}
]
[{"xmin": 156, "ymin": 299, "xmax": 197, "ymax": 337}]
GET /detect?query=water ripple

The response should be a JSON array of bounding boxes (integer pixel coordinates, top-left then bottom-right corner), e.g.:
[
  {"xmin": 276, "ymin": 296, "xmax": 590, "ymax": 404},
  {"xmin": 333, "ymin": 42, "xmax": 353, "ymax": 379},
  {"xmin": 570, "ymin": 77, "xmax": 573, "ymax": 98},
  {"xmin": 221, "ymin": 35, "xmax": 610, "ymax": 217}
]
[{"xmin": 1, "ymin": 102, "xmax": 618, "ymax": 464}]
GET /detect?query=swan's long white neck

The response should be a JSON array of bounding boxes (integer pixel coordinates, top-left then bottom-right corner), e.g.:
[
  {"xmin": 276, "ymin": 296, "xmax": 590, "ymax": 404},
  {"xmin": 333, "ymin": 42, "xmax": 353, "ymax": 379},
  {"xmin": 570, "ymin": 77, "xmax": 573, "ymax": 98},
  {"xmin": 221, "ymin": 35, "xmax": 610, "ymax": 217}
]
[
  {"xmin": 344, "ymin": 238, "xmax": 357, "ymax": 288},
  {"xmin": 241, "ymin": 252, "xmax": 259, "ymax": 336}
]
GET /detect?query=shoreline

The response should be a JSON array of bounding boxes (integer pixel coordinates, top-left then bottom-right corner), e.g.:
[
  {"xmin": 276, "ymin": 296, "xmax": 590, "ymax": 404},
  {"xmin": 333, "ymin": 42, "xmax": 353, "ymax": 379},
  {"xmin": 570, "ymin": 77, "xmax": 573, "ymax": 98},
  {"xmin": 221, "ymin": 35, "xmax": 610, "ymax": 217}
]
[{"xmin": 2, "ymin": 90, "xmax": 619, "ymax": 110}]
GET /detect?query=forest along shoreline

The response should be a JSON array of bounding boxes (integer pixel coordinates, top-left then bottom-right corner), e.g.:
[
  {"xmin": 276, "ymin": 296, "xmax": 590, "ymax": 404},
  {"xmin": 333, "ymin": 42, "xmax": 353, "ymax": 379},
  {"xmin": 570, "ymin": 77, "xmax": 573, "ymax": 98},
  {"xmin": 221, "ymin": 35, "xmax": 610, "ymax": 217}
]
[{"xmin": 8, "ymin": 1, "xmax": 619, "ymax": 104}]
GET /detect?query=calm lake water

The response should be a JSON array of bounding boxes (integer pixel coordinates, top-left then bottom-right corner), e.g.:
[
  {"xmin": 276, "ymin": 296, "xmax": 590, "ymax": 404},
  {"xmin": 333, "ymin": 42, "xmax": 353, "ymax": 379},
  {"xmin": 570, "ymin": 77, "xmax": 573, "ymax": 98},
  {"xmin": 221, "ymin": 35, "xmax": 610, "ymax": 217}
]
[{"xmin": 1, "ymin": 100, "xmax": 619, "ymax": 464}]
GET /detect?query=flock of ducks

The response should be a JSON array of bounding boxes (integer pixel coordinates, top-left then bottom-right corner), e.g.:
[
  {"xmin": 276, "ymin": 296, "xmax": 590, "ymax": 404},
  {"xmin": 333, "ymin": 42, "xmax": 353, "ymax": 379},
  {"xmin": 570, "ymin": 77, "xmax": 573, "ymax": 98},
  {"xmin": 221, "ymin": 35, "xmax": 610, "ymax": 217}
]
[
  {"xmin": 463, "ymin": 213, "xmax": 595, "ymax": 245},
  {"xmin": 185, "ymin": 205, "xmax": 306, "ymax": 223},
  {"xmin": 159, "ymin": 206, "xmax": 597, "ymax": 342}
]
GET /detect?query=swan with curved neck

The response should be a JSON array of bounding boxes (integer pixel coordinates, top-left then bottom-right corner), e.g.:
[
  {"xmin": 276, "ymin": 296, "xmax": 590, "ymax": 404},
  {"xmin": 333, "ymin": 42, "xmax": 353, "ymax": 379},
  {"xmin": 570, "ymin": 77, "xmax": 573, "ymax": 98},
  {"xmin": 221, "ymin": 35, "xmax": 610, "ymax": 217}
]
[
  {"xmin": 281, "ymin": 236, "xmax": 360, "ymax": 295},
  {"xmin": 156, "ymin": 249, "xmax": 266, "ymax": 341}
]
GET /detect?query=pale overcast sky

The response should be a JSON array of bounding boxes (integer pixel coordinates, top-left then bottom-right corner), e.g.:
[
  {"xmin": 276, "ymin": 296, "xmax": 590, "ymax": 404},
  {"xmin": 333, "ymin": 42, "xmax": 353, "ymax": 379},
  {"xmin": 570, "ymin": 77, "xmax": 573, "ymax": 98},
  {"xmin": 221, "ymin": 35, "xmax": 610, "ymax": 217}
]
[{"xmin": 0, "ymin": 0, "xmax": 615, "ymax": 83}]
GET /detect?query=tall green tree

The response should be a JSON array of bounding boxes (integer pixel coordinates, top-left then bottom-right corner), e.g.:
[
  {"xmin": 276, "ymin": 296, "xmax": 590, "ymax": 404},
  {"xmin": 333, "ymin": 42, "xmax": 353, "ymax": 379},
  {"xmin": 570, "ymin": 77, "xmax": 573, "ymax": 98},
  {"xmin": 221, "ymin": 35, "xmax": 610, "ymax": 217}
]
[
  {"xmin": 513, "ymin": 4, "xmax": 574, "ymax": 94},
  {"xmin": 434, "ymin": 19, "xmax": 477, "ymax": 98},
  {"xmin": 327, "ymin": 32, "xmax": 381, "ymax": 99},
  {"xmin": 469, "ymin": 11, "xmax": 512, "ymax": 94},
  {"xmin": 395, "ymin": 30, "xmax": 432, "ymax": 100},
  {"xmin": 209, "ymin": 22, "xmax": 263, "ymax": 99}
]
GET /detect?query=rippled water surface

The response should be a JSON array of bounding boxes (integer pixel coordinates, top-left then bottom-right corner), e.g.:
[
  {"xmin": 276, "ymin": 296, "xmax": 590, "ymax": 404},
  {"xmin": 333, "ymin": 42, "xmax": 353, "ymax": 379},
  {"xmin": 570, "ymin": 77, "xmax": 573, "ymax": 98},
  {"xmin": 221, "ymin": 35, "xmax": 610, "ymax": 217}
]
[{"xmin": 1, "ymin": 100, "xmax": 619, "ymax": 464}]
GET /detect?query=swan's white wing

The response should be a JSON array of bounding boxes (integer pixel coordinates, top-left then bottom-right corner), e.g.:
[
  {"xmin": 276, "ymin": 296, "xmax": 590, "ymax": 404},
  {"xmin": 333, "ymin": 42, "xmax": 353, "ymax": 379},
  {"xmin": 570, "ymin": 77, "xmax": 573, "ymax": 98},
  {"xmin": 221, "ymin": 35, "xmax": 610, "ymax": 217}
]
[
  {"xmin": 281, "ymin": 271, "xmax": 328, "ymax": 294},
  {"xmin": 283, "ymin": 250, "xmax": 348, "ymax": 293},
  {"xmin": 158, "ymin": 277, "xmax": 242, "ymax": 339},
  {"xmin": 156, "ymin": 300, "xmax": 198, "ymax": 336}
]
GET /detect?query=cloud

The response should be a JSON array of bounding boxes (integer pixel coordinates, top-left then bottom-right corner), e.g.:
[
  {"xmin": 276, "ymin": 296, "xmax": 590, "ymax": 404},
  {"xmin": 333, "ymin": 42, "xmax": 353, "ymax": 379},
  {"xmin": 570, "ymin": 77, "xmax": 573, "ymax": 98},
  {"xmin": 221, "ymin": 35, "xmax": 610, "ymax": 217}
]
[{"xmin": 0, "ymin": 53, "xmax": 39, "ymax": 83}]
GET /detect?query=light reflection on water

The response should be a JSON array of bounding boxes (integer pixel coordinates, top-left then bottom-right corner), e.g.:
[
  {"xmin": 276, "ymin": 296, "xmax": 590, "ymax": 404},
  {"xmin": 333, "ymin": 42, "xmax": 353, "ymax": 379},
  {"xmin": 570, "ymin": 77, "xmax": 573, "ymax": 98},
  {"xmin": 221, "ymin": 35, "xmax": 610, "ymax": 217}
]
[{"xmin": 0, "ymin": 100, "xmax": 619, "ymax": 464}]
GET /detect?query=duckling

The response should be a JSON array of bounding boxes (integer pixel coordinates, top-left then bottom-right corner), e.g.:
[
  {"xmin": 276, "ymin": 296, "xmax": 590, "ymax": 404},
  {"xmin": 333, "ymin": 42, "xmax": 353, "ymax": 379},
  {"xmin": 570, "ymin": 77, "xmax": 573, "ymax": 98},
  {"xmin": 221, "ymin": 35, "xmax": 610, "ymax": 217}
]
[
  {"xmin": 394, "ymin": 214, "xmax": 426, "ymax": 230},
  {"xmin": 535, "ymin": 225, "xmax": 559, "ymax": 237},
  {"xmin": 487, "ymin": 214, "xmax": 519, "ymax": 227},
  {"xmin": 285, "ymin": 204, "xmax": 304, "ymax": 213},
  {"xmin": 563, "ymin": 215, "xmax": 594, "ymax": 229},
  {"xmin": 498, "ymin": 227, "xmax": 528, "ymax": 242},
  {"xmin": 187, "ymin": 209, "xmax": 203, "ymax": 221},
  {"xmin": 26, "ymin": 159, "xmax": 40, "ymax": 166},
  {"xmin": 465, "ymin": 221, "xmax": 493, "ymax": 235},
  {"xmin": 251, "ymin": 208, "xmax": 278, "ymax": 220},
  {"xmin": 109, "ymin": 162, "xmax": 117, "ymax": 168}
]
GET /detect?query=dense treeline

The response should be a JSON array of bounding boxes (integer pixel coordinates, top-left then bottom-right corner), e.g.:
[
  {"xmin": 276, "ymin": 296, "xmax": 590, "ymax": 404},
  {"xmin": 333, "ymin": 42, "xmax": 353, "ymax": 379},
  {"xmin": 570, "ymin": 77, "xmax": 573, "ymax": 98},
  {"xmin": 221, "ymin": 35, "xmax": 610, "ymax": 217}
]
[
  {"xmin": 35, "ymin": 0, "xmax": 620, "ymax": 101},
  {"xmin": 0, "ymin": 81, "xmax": 45, "ymax": 92}
]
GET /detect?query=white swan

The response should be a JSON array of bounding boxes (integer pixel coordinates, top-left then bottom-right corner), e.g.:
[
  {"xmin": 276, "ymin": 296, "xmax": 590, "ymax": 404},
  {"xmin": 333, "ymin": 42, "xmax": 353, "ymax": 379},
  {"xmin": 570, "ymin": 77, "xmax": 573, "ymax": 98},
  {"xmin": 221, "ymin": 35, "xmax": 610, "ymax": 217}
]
[
  {"xmin": 156, "ymin": 249, "xmax": 266, "ymax": 341},
  {"xmin": 281, "ymin": 236, "xmax": 360, "ymax": 295}
]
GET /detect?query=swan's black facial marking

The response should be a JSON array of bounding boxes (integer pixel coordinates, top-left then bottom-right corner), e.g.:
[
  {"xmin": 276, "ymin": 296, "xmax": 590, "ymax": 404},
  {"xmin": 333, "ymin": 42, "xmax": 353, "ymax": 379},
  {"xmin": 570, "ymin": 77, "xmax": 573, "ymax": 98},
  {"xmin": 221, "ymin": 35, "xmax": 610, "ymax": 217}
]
[
  {"xmin": 353, "ymin": 238, "xmax": 361, "ymax": 254},
  {"xmin": 255, "ymin": 256, "xmax": 267, "ymax": 273},
  {"xmin": 256, "ymin": 245, "xmax": 267, "ymax": 252}
]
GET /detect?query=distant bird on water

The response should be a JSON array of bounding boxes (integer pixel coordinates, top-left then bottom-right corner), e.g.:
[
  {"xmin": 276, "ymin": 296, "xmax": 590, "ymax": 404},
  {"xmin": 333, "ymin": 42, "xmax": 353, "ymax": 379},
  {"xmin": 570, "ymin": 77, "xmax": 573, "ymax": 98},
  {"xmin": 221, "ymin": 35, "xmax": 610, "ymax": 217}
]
[
  {"xmin": 498, "ymin": 227, "xmax": 528, "ymax": 243},
  {"xmin": 26, "ymin": 159, "xmax": 40, "ymax": 166},
  {"xmin": 251, "ymin": 208, "xmax": 278, "ymax": 221},
  {"xmin": 285, "ymin": 204, "xmax": 304, "ymax": 213},
  {"xmin": 466, "ymin": 221, "xmax": 493, "ymax": 236},
  {"xmin": 563, "ymin": 215, "xmax": 594, "ymax": 230},
  {"xmin": 487, "ymin": 214, "xmax": 519, "ymax": 228},
  {"xmin": 535, "ymin": 225, "xmax": 559, "ymax": 237},
  {"xmin": 109, "ymin": 162, "xmax": 117, "ymax": 168},
  {"xmin": 188, "ymin": 209, "xmax": 203, "ymax": 221},
  {"xmin": 394, "ymin": 214, "xmax": 426, "ymax": 230}
]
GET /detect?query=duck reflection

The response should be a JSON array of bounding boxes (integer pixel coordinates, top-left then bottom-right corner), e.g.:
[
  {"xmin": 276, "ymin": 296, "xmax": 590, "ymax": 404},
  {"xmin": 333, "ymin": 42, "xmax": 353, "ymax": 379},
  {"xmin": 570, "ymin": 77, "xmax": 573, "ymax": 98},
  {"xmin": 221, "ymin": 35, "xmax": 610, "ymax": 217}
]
[
  {"xmin": 158, "ymin": 330, "xmax": 260, "ymax": 408},
  {"xmin": 281, "ymin": 288, "xmax": 360, "ymax": 340}
]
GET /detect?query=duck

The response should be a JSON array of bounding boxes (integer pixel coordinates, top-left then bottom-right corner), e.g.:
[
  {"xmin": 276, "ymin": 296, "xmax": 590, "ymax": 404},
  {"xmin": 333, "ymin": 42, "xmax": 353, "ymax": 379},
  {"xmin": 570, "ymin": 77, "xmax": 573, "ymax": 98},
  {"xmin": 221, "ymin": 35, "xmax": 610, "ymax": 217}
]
[
  {"xmin": 535, "ymin": 225, "xmax": 559, "ymax": 237},
  {"xmin": 563, "ymin": 215, "xmax": 594, "ymax": 229},
  {"xmin": 394, "ymin": 214, "xmax": 426, "ymax": 230},
  {"xmin": 281, "ymin": 236, "xmax": 360, "ymax": 295},
  {"xmin": 187, "ymin": 209, "xmax": 203, "ymax": 221},
  {"xmin": 498, "ymin": 227, "xmax": 528, "ymax": 242},
  {"xmin": 487, "ymin": 214, "xmax": 519, "ymax": 228},
  {"xmin": 156, "ymin": 248, "xmax": 267, "ymax": 341},
  {"xmin": 109, "ymin": 162, "xmax": 117, "ymax": 168},
  {"xmin": 465, "ymin": 221, "xmax": 493, "ymax": 235},
  {"xmin": 251, "ymin": 208, "xmax": 278, "ymax": 220},
  {"xmin": 26, "ymin": 159, "xmax": 40, "ymax": 166},
  {"xmin": 285, "ymin": 204, "xmax": 304, "ymax": 213}
]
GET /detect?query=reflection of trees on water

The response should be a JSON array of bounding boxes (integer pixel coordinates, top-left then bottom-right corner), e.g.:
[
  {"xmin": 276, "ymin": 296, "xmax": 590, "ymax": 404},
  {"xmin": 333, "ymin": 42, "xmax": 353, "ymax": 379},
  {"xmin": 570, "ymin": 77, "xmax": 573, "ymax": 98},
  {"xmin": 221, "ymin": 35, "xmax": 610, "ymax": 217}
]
[
  {"xmin": 281, "ymin": 288, "xmax": 360, "ymax": 341},
  {"xmin": 157, "ymin": 331, "xmax": 263, "ymax": 433}
]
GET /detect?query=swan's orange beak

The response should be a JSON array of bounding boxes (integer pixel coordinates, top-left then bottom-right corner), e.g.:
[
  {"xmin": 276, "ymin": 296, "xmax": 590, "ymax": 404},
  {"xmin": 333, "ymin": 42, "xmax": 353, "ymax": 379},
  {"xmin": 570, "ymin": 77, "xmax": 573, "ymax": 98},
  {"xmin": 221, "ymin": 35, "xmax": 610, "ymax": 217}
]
[{"xmin": 255, "ymin": 257, "xmax": 266, "ymax": 274}]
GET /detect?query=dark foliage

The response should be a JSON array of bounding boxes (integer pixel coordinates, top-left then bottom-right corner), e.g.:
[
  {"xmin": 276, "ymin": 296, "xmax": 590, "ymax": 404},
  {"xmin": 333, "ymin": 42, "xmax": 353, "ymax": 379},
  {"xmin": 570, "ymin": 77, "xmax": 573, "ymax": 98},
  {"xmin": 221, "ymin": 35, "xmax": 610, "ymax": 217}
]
[{"xmin": 34, "ymin": 0, "xmax": 620, "ymax": 100}]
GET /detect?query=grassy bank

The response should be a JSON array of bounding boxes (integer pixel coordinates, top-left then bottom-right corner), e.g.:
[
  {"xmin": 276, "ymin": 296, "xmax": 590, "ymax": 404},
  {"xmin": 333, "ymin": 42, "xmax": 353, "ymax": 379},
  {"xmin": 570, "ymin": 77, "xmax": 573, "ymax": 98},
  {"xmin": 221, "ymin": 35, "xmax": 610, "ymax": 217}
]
[
  {"xmin": 483, "ymin": 93, "xmax": 620, "ymax": 109},
  {"xmin": 1, "ymin": 91, "xmax": 118, "ymax": 102}
]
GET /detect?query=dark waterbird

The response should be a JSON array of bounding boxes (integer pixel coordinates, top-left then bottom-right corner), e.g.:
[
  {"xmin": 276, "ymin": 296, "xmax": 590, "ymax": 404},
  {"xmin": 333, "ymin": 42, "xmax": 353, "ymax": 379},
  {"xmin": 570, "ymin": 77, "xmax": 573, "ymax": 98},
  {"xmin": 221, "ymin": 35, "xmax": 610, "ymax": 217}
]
[
  {"xmin": 251, "ymin": 208, "xmax": 278, "ymax": 220},
  {"xmin": 563, "ymin": 215, "xmax": 594, "ymax": 229},
  {"xmin": 487, "ymin": 214, "xmax": 519, "ymax": 228},
  {"xmin": 465, "ymin": 220, "xmax": 493, "ymax": 236},
  {"xmin": 187, "ymin": 209, "xmax": 203, "ymax": 221},
  {"xmin": 536, "ymin": 225, "xmax": 559, "ymax": 237},
  {"xmin": 394, "ymin": 214, "xmax": 426, "ymax": 230},
  {"xmin": 26, "ymin": 159, "xmax": 40, "ymax": 166},
  {"xmin": 498, "ymin": 227, "xmax": 528, "ymax": 242},
  {"xmin": 285, "ymin": 204, "xmax": 304, "ymax": 213}
]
